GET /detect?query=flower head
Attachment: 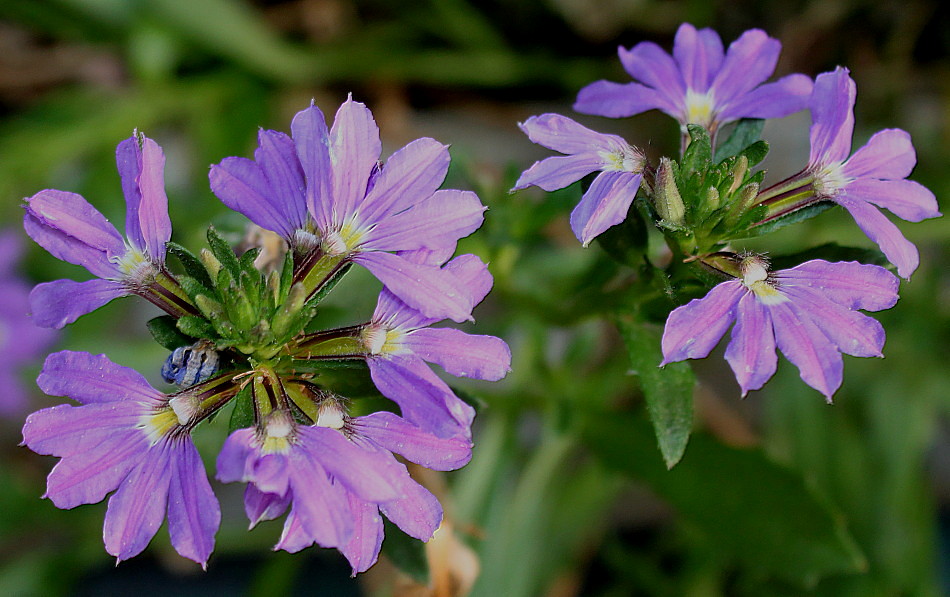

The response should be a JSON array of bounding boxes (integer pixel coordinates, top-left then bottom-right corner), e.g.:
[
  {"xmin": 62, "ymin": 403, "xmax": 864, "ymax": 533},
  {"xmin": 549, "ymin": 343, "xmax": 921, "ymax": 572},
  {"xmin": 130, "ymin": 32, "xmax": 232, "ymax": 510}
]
[
  {"xmin": 575, "ymin": 23, "xmax": 813, "ymax": 133},
  {"xmin": 210, "ymin": 97, "xmax": 487, "ymax": 322},
  {"xmin": 512, "ymin": 114, "xmax": 646, "ymax": 246},
  {"xmin": 21, "ymin": 351, "xmax": 220, "ymax": 567},
  {"xmin": 661, "ymin": 257, "xmax": 899, "ymax": 401},
  {"xmin": 805, "ymin": 68, "xmax": 941, "ymax": 278},
  {"xmin": 23, "ymin": 133, "xmax": 182, "ymax": 328}
]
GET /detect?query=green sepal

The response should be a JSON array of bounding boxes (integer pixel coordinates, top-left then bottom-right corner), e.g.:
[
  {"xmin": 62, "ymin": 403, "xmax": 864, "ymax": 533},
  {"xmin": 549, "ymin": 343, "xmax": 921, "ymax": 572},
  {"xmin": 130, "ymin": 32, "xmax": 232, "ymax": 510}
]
[
  {"xmin": 283, "ymin": 358, "xmax": 367, "ymax": 375},
  {"xmin": 166, "ymin": 241, "xmax": 214, "ymax": 288},
  {"xmin": 714, "ymin": 118, "xmax": 765, "ymax": 163},
  {"xmin": 228, "ymin": 383, "xmax": 255, "ymax": 433},
  {"xmin": 206, "ymin": 226, "xmax": 241, "ymax": 279},
  {"xmin": 381, "ymin": 519, "xmax": 429, "ymax": 584},
  {"xmin": 147, "ymin": 315, "xmax": 194, "ymax": 349},
  {"xmin": 177, "ymin": 315, "xmax": 217, "ymax": 339}
]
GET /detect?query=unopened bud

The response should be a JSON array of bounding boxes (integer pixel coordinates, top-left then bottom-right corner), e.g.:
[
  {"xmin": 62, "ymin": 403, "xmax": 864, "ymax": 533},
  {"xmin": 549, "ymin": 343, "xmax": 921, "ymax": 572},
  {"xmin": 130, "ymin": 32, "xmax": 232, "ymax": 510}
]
[
  {"xmin": 728, "ymin": 155, "xmax": 749, "ymax": 195},
  {"xmin": 705, "ymin": 187, "xmax": 720, "ymax": 210},
  {"xmin": 654, "ymin": 157, "xmax": 686, "ymax": 225},
  {"xmin": 199, "ymin": 248, "xmax": 222, "ymax": 280}
]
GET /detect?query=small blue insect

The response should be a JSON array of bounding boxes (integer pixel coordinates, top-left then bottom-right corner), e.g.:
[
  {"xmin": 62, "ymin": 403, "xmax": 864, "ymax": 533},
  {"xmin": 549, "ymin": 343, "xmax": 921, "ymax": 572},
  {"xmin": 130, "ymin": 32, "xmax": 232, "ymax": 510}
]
[{"xmin": 161, "ymin": 341, "xmax": 221, "ymax": 387}]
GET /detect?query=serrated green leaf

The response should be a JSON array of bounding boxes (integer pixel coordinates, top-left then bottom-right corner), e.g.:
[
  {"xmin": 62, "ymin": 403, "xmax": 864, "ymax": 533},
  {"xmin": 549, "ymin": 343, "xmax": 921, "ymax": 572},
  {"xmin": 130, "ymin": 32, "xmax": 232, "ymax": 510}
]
[
  {"xmin": 146, "ymin": 315, "xmax": 192, "ymax": 350},
  {"xmin": 583, "ymin": 415, "xmax": 867, "ymax": 585},
  {"xmin": 166, "ymin": 241, "xmax": 214, "ymax": 288},
  {"xmin": 177, "ymin": 315, "xmax": 217, "ymax": 339},
  {"xmin": 715, "ymin": 118, "xmax": 765, "ymax": 163},
  {"xmin": 617, "ymin": 315, "xmax": 693, "ymax": 468},
  {"xmin": 228, "ymin": 383, "xmax": 255, "ymax": 433},
  {"xmin": 681, "ymin": 125, "xmax": 712, "ymax": 174},
  {"xmin": 381, "ymin": 519, "xmax": 429, "ymax": 584},
  {"xmin": 178, "ymin": 274, "xmax": 217, "ymax": 303},
  {"xmin": 207, "ymin": 226, "xmax": 241, "ymax": 278}
]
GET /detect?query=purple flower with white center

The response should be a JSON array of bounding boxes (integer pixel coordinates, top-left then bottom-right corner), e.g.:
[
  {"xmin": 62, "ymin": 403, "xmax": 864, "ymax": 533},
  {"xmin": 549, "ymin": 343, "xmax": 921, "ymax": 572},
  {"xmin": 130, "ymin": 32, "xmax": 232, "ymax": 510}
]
[
  {"xmin": 23, "ymin": 133, "xmax": 184, "ymax": 329},
  {"xmin": 361, "ymin": 249, "xmax": 511, "ymax": 438},
  {"xmin": 803, "ymin": 67, "xmax": 941, "ymax": 279},
  {"xmin": 21, "ymin": 351, "xmax": 220, "ymax": 567},
  {"xmin": 574, "ymin": 23, "xmax": 813, "ymax": 134},
  {"xmin": 0, "ymin": 230, "xmax": 57, "ymax": 416},
  {"xmin": 660, "ymin": 256, "xmax": 899, "ymax": 401},
  {"xmin": 512, "ymin": 114, "xmax": 646, "ymax": 246},
  {"xmin": 210, "ymin": 97, "xmax": 487, "ymax": 323}
]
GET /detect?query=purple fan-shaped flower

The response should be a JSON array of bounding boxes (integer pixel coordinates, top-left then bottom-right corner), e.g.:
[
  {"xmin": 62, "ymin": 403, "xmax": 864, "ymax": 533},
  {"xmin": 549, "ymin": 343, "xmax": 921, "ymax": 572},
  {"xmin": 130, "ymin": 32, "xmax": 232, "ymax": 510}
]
[
  {"xmin": 661, "ymin": 257, "xmax": 899, "ymax": 401},
  {"xmin": 210, "ymin": 97, "xmax": 487, "ymax": 323},
  {"xmin": 362, "ymin": 248, "xmax": 511, "ymax": 439},
  {"xmin": 21, "ymin": 351, "xmax": 219, "ymax": 567},
  {"xmin": 806, "ymin": 68, "xmax": 941, "ymax": 278},
  {"xmin": 0, "ymin": 230, "xmax": 57, "ymax": 415},
  {"xmin": 575, "ymin": 22, "xmax": 813, "ymax": 133},
  {"xmin": 23, "ymin": 133, "xmax": 173, "ymax": 328},
  {"xmin": 512, "ymin": 114, "xmax": 645, "ymax": 246}
]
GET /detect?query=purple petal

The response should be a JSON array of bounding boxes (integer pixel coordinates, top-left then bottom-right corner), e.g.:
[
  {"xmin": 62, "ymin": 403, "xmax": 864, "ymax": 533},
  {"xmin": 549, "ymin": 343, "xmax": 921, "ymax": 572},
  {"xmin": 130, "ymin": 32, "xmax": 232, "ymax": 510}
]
[
  {"xmin": 297, "ymin": 426, "xmax": 400, "ymax": 502},
  {"xmin": 661, "ymin": 281, "xmax": 744, "ymax": 363},
  {"xmin": 724, "ymin": 293, "xmax": 777, "ymax": 396},
  {"xmin": 103, "ymin": 440, "xmax": 174, "ymax": 562},
  {"xmin": 340, "ymin": 494, "xmax": 384, "ymax": 575},
  {"xmin": 778, "ymin": 260, "xmax": 899, "ymax": 312},
  {"xmin": 842, "ymin": 128, "xmax": 916, "ymax": 179},
  {"xmin": 23, "ymin": 402, "xmax": 142, "ymax": 458},
  {"xmin": 166, "ymin": 438, "xmax": 220, "ymax": 568},
  {"xmin": 250, "ymin": 454, "xmax": 291, "ymax": 496},
  {"xmin": 841, "ymin": 179, "xmax": 940, "ymax": 223},
  {"xmin": 513, "ymin": 153, "xmax": 605, "ymax": 193},
  {"xmin": 710, "ymin": 29, "xmax": 780, "ymax": 104},
  {"xmin": 809, "ymin": 68, "xmax": 856, "ymax": 165},
  {"xmin": 37, "ymin": 350, "xmax": 160, "ymax": 405},
  {"xmin": 570, "ymin": 170, "xmax": 643, "ymax": 246},
  {"xmin": 618, "ymin": 42, "xmax": 686, "ymax": 112},
  {"xmin": 782, "ymin": 286, "xmax": 885, "ymax": 358},
  {"xmin": 367, "ymin": 356, "xmax": 474, "ymax": 439},
  {"xmin": 116, "ymin": 135, "xmax": 170, "ymax": 263},
  {"xmin": 23, "ymin": 206, "xmax": 121, "ymax": 280},
  {"xmin": 363, "ymin": 189, "xmax": 486, "ymax": 252},
  {"xmin": 244, "ymin": 485, "xmax": 291, "ymax": 527},
  {"xmin": 256, "ymin": 129, "xmax": 309, "ymax": 231},
  {"xmin": 291, "ymin": 105, "xmax": 334, "ymax": 230},
  {"xmin": 717, "ymin": 74, "xmax": 812, "ymax": 122},
  {"xmin": 215, "ymin": 428, "xmax": 257, "ymax": 483},
  {"xmin": 354, "ymin": 251, "xmax": 474, "ymax": 323},
  {"xmin": 444, "ymin": 253, "xmax": 493, "ymax": 308},
  {"xmin": 377, "ymin": 453, "xmax": 442, "ymax": 541},
  {"xmin": 573, "ymin": 80, "xmax": 675, "ymax": 118},
  {"xmin": 356, "ymin": 138, "xmax": 450, "ymax": 225},
  {"xmin": 404, "ymin": 327, "xmax": 511, "ymax": 381},
  {"xmin": 44, "ymin": 429, "xmax": 144, "ymax": 509},
  {"xmin": 30, "ymin": 278, "xmax": 128, "ymax": 329},
  {"xmin": 210, "ymin": 156, "xmax": 301, "ymax": 241},
  {"xmin": 24, "ymin": 190, "xmax": 126, "ymax": 260},
  {"xmin": 286, "ymin": 456, "xmax": 352, "ymax": 547},
  {"xmin": 517, "ymin": 113, "xmax": 623, "ymax": 155},
  {"xmin": 354, "ymin": 411, "xmax": 472, "ymax": 471},
  {"xmin": 0, "ymin": 229, "xmax": 23, "ymax": 275},
  {"xmin": 836, "ymin": 194, "xmax": 919, "ymax": 279},
  {"xmin": 330, "ymin": 97, "xmax": 382, "ymax": 219},
  {"xmin": 274, "ymin": 507, "xmax": 312, "ymax": 553},
  {"xmin": 770, "ymin": 301, "xmax": 843, "ymax": 401},
  {"xmin": 673, "ymin": 23, "xmax": 724, "ymax": 90}
]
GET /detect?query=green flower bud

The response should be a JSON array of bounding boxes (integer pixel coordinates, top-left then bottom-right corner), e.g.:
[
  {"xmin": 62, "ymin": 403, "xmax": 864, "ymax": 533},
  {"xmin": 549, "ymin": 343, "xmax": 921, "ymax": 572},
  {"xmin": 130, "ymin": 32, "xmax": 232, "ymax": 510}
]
[{"xmin": 654, "ymin": 157, "xmax": 686, "ymax": 225}]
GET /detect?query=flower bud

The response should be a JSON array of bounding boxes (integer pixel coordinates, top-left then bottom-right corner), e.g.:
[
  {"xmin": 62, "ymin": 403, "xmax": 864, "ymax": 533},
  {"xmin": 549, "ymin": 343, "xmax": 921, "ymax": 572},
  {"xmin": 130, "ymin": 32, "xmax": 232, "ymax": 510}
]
[
  {"xmin": 727, "ymin": 155, "xmax": 748, "ymax": 195},
  {"xmin": 199, "ymin": 248, "xmax": 222, "ymax": 280},
  {"xmin": 653, "ymin": 157, "xmax": 686, "ymax": 225}
]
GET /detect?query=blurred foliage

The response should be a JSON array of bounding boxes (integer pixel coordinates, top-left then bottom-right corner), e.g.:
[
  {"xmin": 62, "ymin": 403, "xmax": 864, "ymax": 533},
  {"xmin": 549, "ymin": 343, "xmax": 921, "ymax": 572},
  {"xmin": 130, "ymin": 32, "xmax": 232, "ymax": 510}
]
[{"xmin": 0, "ymin": 0, "xmax": 946, "ymax": 596}]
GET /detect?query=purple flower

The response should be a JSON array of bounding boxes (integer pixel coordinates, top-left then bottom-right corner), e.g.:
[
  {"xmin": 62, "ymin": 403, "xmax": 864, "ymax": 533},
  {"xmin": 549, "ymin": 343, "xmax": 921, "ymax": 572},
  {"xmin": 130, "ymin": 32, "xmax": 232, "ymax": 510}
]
[
  {"xmin": 210, "ymin": 97, "xmax": 487, "ymax": 323},
  {"xmin": 361, "ymin": 249, "xmax": 511, "ymax": 438},
  {"xmin": 575, "ymin": 23, "xmax": 813, "ymax": 134},
  {"xmin": 512, "ymin": 114, "xmax": 645, "ymax": 246},
  {"xmin": 23, "ymin": 133, "xmax": 178, "ymax": 328},
  {"xmin": 21, "ymin": 351, "xmax": 220, "ymax": 567},
  {"xmin": 805, "ymin": 68, "xmax": 941, "ymax": 279},
  {"xmin": 660, "ymin": 257, "xmax": 899, "ymax": 401},
  {"xmin": 0, "ymin": 230, "xmax": 57, "ymax": 416}
]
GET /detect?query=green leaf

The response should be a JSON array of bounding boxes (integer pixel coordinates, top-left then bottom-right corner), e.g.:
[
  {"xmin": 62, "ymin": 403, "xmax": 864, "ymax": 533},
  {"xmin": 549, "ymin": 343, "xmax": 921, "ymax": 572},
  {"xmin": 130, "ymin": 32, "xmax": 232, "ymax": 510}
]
[
  {"xmin": 146, "ymin": 315, "xmax": 192, "ymax": 350},
  {"xmin": 177, "ymin": 315, "xmax": 216, "ymax": 339},
  {"xmin": 738, "ymin": 139, "xmax": 769, "ymax": 167},
  {"xmin": 228, "ymin": 383, "xmax": 255, "ymax": 433},
  {"xmin": 381, "ymin": 519, "xmax": 429, "ymax": 584},
  {"xmin": 206, "ymin": 226, "xmax": 241, "ymax": 279},
  {"xmin": 737, "ymin": 201, "xmax": 836, "ymax": 239},
  {"xmin": 681, "ymin": 125, "xmax": 712, "ymax": 174},
  {"xmin": 617, "ymin": 315, "xmax": 694, "ymax": 468},
  {"xmin": 715, "ymin": 118, "xmax": 765, "ymax": 163},
  {"xmin": 166, "ymin": 241, "xmax": 214, "ymax": 288},
  {"xmin": 583, "ymin": 415, "xmax": 867, "ymax": 585},
  {"xmin": 769, "ymin": 243, "xmax": 889, "ymax": 270}
]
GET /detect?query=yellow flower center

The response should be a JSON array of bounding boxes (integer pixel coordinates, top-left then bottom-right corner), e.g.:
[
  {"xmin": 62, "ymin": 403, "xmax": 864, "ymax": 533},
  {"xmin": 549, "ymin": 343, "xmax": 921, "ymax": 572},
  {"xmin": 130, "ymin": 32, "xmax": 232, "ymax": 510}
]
[
  {"xmin": 323, "ymin": 216, "xmax": 367, "ymax": 256},
  {"xmin": 140, "ymin": 407, "xmax": 179, "ymax": 446},
  {"xmin": 361, "ymin": 323, "xmax": 408, "ymax": 356},
  {"xmin": 740, "ymin": 256, "xmax": 787, "ymax": 305},
  {"xmin": 684, "ymin": 89, "xmax": 716, "ymax": 128},
  {"xmin": 812, "ymin": 162, "xmax": 852, "ymax": 199}
]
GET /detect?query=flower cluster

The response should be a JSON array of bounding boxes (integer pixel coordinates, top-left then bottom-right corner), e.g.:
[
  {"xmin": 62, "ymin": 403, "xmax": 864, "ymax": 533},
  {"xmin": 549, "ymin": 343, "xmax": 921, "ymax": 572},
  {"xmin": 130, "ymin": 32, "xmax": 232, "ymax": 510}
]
[
  {"xmin": 21, "ymin": 99, "xmax": 510, "ymax": 571},
  {"xmin": 514, "ymin": 23, "xmax": 939, "ymax": 400}
]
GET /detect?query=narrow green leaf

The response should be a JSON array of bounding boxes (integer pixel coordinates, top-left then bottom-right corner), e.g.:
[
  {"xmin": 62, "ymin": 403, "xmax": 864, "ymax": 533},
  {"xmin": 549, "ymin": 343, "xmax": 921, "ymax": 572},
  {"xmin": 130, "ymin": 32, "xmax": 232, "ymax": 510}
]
[
  {"xmin": 737, "ymin": 201, "xmax": 836, "ymax": 239},
  {"xmin": 769, "ymin": 243, "xmax": 888, "ymax": 270},
  {"xmin": 681, "ymin": 125, "xmax": 712, "ymax": 174},
  {"xmin": 381, "ymin": 519, "xmax": 429, "ymax": 584},
  {"xmin": 738, "ymin": 139, "xmax": 769, "ymax": 167},
  {"xmin": 583, "ymin": 415, "xmax": 867, "ymax": 585},
  {"xmin": 715, "ymin": 118, "xmax": 765, "ymax": 163},
  {"xmin": 146, "ymin": 315, "xmax": 192, "ymax": 349},
  {"xmin": 177, "ymin": 314, "xmax": 217, "ymax": 339},
  {"xmin": 206, "ymin": 226, "xmax": 241, "ymax": 278},
  {"xmin": 617, "ymin": 315, "xmax": 694, "ymax": 468},
  {"xmin": 166, "ymin": 241, "xmax": 213, "ymax": 288},
  {"xmin": 305, "ymin": 262, "xmax": 352, "ymax": 308},
  {"xmin": 228, "ymin": 384, "xmax": 255, "ymax": 433}
]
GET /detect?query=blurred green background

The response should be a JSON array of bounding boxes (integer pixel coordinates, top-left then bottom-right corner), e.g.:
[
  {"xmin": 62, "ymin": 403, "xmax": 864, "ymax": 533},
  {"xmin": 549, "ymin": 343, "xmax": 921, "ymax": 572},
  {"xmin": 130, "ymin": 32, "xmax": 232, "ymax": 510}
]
[{"xmin": 0, "ymin": 1, "xmax": 947, "ymax": 595}]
